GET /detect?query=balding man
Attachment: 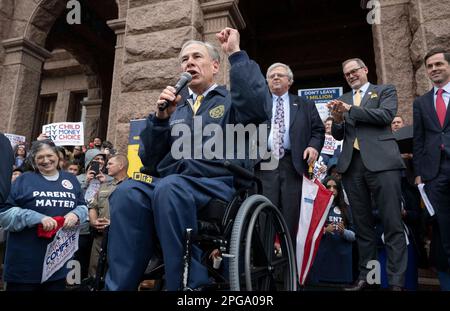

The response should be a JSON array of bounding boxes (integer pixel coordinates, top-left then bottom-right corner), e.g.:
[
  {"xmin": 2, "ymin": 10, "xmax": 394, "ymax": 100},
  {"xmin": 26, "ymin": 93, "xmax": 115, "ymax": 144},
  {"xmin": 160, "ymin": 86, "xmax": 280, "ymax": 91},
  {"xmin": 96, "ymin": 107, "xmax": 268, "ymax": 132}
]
[
  {"xmin": 88, "ymin": 154, "xmax": 129, "ymax": 278},
  {"xmin": 327, "ymin": 57, "xmax": 407, "ymax": 291}
]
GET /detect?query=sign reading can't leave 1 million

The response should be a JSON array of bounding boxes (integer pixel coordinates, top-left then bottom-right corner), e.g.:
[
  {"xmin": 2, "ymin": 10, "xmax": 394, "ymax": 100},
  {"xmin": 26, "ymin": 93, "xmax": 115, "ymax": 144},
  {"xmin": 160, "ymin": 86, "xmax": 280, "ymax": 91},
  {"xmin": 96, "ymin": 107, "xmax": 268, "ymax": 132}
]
[{"xmin": 298, "ymin": 87, "xmax": 343, "ymax": 122}]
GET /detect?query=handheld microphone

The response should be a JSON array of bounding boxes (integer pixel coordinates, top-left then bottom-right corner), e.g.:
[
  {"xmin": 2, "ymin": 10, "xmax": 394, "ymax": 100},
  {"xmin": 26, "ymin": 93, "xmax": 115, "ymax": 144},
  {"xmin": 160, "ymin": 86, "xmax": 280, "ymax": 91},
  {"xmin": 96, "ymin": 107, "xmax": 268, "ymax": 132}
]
[{"xmin": 158, "ymin": 72, "xmax": 192, "ymax": 111}]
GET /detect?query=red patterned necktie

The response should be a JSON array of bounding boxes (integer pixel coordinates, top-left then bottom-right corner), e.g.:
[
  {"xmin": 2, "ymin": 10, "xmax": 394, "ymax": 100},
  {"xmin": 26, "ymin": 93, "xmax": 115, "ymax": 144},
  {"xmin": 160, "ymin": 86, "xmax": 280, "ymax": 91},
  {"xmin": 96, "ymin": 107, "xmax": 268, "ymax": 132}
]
[{"xmin": 436, "ymin": 88, "xmax": 446, "ymax": 127}]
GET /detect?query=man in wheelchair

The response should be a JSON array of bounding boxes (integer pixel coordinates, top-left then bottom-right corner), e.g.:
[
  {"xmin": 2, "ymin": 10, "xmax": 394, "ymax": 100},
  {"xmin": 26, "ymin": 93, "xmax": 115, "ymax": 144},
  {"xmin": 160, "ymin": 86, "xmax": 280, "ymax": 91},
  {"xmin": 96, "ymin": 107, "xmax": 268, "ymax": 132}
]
[{"xmin": 105, "ymin": 27, "xmax": 273, "ymax": 291}]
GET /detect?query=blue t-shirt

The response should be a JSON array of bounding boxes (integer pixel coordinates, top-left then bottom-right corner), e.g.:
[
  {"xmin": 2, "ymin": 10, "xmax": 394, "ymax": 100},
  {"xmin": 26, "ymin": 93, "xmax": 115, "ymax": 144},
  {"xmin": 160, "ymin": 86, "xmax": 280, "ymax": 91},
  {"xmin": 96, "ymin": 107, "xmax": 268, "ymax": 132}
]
[
  {"xmin": 4, "ymin": 171, "xmax": 85, "ymax": 283},
  {"xmin": 309, "ymin": 204, "xmax": 354, "ymax": 284}
]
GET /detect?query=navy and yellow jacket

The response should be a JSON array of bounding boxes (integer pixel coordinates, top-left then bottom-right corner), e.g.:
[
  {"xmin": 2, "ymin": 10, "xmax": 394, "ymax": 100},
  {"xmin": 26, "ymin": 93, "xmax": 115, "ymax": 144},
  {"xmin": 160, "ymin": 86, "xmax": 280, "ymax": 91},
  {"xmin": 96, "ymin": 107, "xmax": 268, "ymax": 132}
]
[{"xmin": 139, "ymin": 51, "xmax": 272, "ymax": 181}]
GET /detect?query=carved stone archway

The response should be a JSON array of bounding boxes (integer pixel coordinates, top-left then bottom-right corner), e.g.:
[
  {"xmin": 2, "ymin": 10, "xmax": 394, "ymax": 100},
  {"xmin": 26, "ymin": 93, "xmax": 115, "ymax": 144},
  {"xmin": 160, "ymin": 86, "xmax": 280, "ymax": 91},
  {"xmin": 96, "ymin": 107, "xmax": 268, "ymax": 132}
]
[{"xmin": 0, "ymin": 0, "xmax": 119, "ymax": 142}]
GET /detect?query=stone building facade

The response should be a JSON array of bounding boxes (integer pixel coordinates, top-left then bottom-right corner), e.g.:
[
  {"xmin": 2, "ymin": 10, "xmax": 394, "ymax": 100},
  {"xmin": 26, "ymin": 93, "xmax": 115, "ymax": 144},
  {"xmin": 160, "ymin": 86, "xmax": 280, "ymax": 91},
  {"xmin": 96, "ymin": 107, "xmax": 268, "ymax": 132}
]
[{"xmin": 0, "ymin": 0, "xmax": 449, "ymax": 153}]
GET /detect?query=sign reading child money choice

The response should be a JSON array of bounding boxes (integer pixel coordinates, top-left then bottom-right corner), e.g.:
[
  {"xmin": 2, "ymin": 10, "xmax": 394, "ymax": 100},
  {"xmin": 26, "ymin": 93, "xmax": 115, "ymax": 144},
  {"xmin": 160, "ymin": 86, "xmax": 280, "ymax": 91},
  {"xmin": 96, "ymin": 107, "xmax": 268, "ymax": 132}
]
[
  {"xmin": 298, "ymin": 87, "xmax": 343, "ymax": 122},
  {"xmin": 42, "ymin": 122, "xmax": 84, "ymax": 146}
]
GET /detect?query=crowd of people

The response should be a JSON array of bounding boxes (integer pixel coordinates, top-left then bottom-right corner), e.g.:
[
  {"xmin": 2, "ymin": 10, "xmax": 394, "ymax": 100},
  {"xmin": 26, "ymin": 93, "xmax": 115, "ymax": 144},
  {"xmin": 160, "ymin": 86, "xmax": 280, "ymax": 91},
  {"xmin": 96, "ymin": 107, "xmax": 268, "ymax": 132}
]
[
  {"xmin": 0, "ymin": 26, "xmax": 449, "ymax": 292},
  {"xmin": 0, "ymin": 135, "xmax": 128, "ymax": 290}
]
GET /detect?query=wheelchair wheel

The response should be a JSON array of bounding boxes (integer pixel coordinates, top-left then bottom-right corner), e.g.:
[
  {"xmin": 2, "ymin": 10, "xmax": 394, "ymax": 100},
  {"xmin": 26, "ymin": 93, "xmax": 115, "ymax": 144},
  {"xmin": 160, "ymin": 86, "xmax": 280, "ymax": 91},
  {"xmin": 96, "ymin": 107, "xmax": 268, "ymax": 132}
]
[{"xmin": 229, "ymin": 195, "xmax": 297, "ymax": 291}]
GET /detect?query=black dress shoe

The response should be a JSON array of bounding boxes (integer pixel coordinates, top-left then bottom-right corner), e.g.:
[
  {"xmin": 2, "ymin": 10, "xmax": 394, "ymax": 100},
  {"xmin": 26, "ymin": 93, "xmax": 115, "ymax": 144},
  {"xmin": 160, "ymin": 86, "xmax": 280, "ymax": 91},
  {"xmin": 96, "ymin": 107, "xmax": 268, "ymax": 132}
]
[{"xmin": 344, "ymin": 280, "xmax": 380, "ymax": 291}]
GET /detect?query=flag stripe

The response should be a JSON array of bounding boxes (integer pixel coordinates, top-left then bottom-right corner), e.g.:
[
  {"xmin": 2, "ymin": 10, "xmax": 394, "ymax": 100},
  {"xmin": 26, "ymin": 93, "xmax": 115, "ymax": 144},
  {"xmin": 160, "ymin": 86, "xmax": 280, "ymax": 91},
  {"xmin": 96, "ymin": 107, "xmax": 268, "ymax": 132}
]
[
  {"xmin": 301, "ymin": 181, "xmax": 334, "ymax": 284},
  {"xmin": 296, "ymin": 176, "xmax": 334, "ymax": 285},
  {"xmin": 296, "ymin": 177, "xmax": 317, "ymax": 283}
]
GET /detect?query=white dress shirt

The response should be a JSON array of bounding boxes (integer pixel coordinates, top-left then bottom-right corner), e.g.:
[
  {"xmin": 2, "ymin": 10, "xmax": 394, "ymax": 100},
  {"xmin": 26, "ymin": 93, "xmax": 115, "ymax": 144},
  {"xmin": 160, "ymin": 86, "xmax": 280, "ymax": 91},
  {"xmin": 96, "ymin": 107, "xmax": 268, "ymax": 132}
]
[{"xmin": 433, "ymin": 81, "xmax": 450, "ymax": 110}]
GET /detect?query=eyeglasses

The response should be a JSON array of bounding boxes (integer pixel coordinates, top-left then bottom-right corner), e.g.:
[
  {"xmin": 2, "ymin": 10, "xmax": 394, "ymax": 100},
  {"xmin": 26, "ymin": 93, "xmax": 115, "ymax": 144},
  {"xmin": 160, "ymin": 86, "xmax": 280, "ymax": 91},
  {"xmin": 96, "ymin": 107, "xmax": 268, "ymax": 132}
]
[
  {"xmin": 268, "ymin": 73, "xmax": 288, "ymax": 79},
  {"xmin": 344, "ymin": 67, "xmax": 364, "ymax": 78}
]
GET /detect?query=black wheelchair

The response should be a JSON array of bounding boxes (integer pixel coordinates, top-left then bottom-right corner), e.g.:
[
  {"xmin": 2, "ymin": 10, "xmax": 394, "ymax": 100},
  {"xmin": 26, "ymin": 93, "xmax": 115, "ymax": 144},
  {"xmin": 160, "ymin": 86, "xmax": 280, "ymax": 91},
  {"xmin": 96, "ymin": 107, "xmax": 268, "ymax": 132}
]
[{"xmin": 91, "ymin": 161, "xmax": 297, "ymax": 291}]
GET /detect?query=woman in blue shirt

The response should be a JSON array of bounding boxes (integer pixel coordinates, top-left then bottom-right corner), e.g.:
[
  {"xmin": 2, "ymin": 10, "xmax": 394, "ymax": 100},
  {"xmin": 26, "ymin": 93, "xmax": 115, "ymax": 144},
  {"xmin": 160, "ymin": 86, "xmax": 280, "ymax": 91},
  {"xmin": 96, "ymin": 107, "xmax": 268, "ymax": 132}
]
[
  {"xmin": 308, "ymin": 176, "xmax": 356, "ymax": 286},
  {"xmin": 0, "ymin": 139, "xmax": 88, "ymax": 291}
]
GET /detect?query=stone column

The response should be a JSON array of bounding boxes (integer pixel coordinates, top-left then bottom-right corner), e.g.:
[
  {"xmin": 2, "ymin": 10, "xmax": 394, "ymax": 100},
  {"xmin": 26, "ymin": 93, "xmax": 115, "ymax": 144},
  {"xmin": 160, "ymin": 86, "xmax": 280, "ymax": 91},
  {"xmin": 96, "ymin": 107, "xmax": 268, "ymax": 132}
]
[
  {"xmin": 409, "ymin": 0, "xmax": 450, "ymax": 96},
  {"xmin": 0, "ymin": 0, "xmax": 14, "ymax": 85},
  {"xmin": 372, "ymin": 0, "xmax": 415, "ymax": 124},
  {"xmin": 200, "ymin": 0, "xmax": 246, "ymax": 86},
  {"xmin": 81, "ymin": 98, "xmax": 102, "ymax": 143},
  {"xmin": 106, "ymin": 18, "xmax": 126, "ymax": 148},
  {"xmin": 111, "ymin": 0, "xmax": 204, "ymax": 153},
  {"xmin": 0, "ymin": 37, "xmax": 51, "ymax": 139}
]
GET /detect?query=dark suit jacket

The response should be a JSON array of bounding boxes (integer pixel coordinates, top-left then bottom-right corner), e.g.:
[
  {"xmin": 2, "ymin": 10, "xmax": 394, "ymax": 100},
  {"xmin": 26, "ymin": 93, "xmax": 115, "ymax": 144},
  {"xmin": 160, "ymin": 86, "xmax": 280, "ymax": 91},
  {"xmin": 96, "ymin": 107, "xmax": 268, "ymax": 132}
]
[
  {"xmin": 0, "ymin": 133, "xmax": 14, "ymax": 208},
  {"xmin": 287, "ymin": 94, "xmax": 325, "ymax": 176},
  {"xmin": 331, "ymin": 83, "xmax": 404, "ymax": 173},
  {"xmin": 413, "ymin": 88, "xmax": 450, "ymax": 181}
]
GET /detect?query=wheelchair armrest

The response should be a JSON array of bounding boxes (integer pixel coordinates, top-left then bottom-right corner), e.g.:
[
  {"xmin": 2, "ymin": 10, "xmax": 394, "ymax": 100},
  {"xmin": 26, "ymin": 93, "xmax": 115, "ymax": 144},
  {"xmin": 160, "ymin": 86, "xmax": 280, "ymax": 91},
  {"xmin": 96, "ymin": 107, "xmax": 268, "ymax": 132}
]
[
  {"xmin": 223, "ymin": 160, "xmax": 262, "ymax": 194},
  {"xmin": 197, "ymin": 220, "xmax": 221, "ymax": 236}
]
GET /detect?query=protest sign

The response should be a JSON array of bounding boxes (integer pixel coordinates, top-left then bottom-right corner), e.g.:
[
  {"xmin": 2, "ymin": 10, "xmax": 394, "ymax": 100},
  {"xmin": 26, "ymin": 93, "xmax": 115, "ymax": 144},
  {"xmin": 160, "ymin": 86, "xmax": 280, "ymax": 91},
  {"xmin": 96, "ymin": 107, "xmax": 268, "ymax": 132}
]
[
  {"xmin": 42, "ymin": 122, "xmax": 84, "ymax": 146},
  {"xmin": 41, "ymin": 226, "xmax": 80, "ymax": 283},
  {"xmin": 4, "ymin": 133, "xmax": 26, "ymax": 148},
  {"xmin": 298, "ymin": 87, "xmax": 343, "ymax": 122},
  {"xmin": 321, "ymin": 134, "xmax": 337, "ymax": 156},
  {"xmin": 127, "ymin": 119, "xmax": 146, "ymax": 178}
]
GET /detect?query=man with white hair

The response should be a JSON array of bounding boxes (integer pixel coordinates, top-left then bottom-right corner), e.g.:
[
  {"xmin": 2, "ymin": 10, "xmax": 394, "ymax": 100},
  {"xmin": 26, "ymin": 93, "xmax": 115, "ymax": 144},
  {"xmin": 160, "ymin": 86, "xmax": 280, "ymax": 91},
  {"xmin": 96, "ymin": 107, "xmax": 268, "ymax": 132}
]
[{"xmin": 256, "ymin": 62, "xmax": 324, "ymax": 243}]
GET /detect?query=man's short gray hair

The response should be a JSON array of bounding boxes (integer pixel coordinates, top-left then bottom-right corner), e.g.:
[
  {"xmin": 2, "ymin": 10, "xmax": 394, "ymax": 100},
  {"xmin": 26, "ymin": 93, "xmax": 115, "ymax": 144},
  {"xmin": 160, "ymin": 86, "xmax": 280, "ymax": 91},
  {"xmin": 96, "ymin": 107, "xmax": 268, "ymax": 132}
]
[
  {"xmin": 180, "ymin": 40, "xmax": 220, "ymax": 63},
  {"xmin": 342, "ymin": 58, "xmax": 367, "ymax": 70},
  {"xmin": 266, "ymin": 62, "xmax": 294, "ymax": 83}
]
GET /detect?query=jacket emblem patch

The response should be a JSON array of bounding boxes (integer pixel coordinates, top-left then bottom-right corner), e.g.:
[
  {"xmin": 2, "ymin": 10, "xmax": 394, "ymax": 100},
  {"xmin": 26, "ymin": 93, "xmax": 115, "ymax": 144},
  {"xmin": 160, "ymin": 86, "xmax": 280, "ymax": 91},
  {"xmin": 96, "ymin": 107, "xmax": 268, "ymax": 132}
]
[
  {"xmin": 132, "ymin": 172, "xmax": 153, "ymax": 184},
  {"xmin": 209, "ymin": 105, "xmax": 225, "ymax": 119}
]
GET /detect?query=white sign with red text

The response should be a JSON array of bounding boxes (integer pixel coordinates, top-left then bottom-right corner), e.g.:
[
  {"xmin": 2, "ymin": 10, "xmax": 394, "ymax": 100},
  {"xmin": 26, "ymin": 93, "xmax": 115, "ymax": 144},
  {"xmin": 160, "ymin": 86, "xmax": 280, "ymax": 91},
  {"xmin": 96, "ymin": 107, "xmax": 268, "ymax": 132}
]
[
  {"xmin": 42, "ymin": 122, "xmax": 84, "ymax": 146},
  {"xmin": 321, "ymin": 134, "xmax": 337, "ymax": 156}
]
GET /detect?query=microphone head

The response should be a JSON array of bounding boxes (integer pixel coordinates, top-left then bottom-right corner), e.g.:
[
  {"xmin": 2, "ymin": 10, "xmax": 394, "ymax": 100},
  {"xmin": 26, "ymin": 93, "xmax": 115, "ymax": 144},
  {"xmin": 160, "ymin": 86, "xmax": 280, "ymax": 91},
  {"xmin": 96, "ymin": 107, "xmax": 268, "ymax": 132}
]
[
  {"xmin": 174, "ymin": 72, "xmax": 192, "ymax": 91},
  {"xmin": 181, "ymin": 72, "xmax": 192, "ymax": 83}
]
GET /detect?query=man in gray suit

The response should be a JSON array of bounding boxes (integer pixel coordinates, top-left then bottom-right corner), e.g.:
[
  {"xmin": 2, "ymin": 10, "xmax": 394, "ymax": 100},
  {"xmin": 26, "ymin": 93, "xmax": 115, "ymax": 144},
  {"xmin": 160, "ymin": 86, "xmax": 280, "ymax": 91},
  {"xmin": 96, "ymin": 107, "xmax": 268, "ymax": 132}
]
[{"xmin": 327, "ymin": 58, "xmax": 407, "ymax": 291}]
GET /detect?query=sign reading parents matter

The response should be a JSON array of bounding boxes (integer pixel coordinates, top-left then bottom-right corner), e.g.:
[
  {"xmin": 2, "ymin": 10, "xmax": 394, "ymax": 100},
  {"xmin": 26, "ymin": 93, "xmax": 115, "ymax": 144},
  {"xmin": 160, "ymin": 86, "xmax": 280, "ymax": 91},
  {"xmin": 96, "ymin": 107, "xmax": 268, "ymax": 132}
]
[
  {"xmin": 41, "ymin": 226, "xmax": 80, "ymax": 283},
  {"xmin": 298, "ymin": 87, "xmax": 343, "ymax": 122},
  {"xmin": 42, "ymin": 122, "xmax": 84, "ymax": 146}
]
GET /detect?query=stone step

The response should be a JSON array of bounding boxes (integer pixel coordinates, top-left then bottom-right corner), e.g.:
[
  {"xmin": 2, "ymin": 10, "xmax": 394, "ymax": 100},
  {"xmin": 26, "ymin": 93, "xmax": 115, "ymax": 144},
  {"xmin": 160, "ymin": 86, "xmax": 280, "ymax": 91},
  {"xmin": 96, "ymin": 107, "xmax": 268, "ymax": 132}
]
[{"xmin": 417, "ymin": 268, "xmax": 441, "ymax": 290}]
